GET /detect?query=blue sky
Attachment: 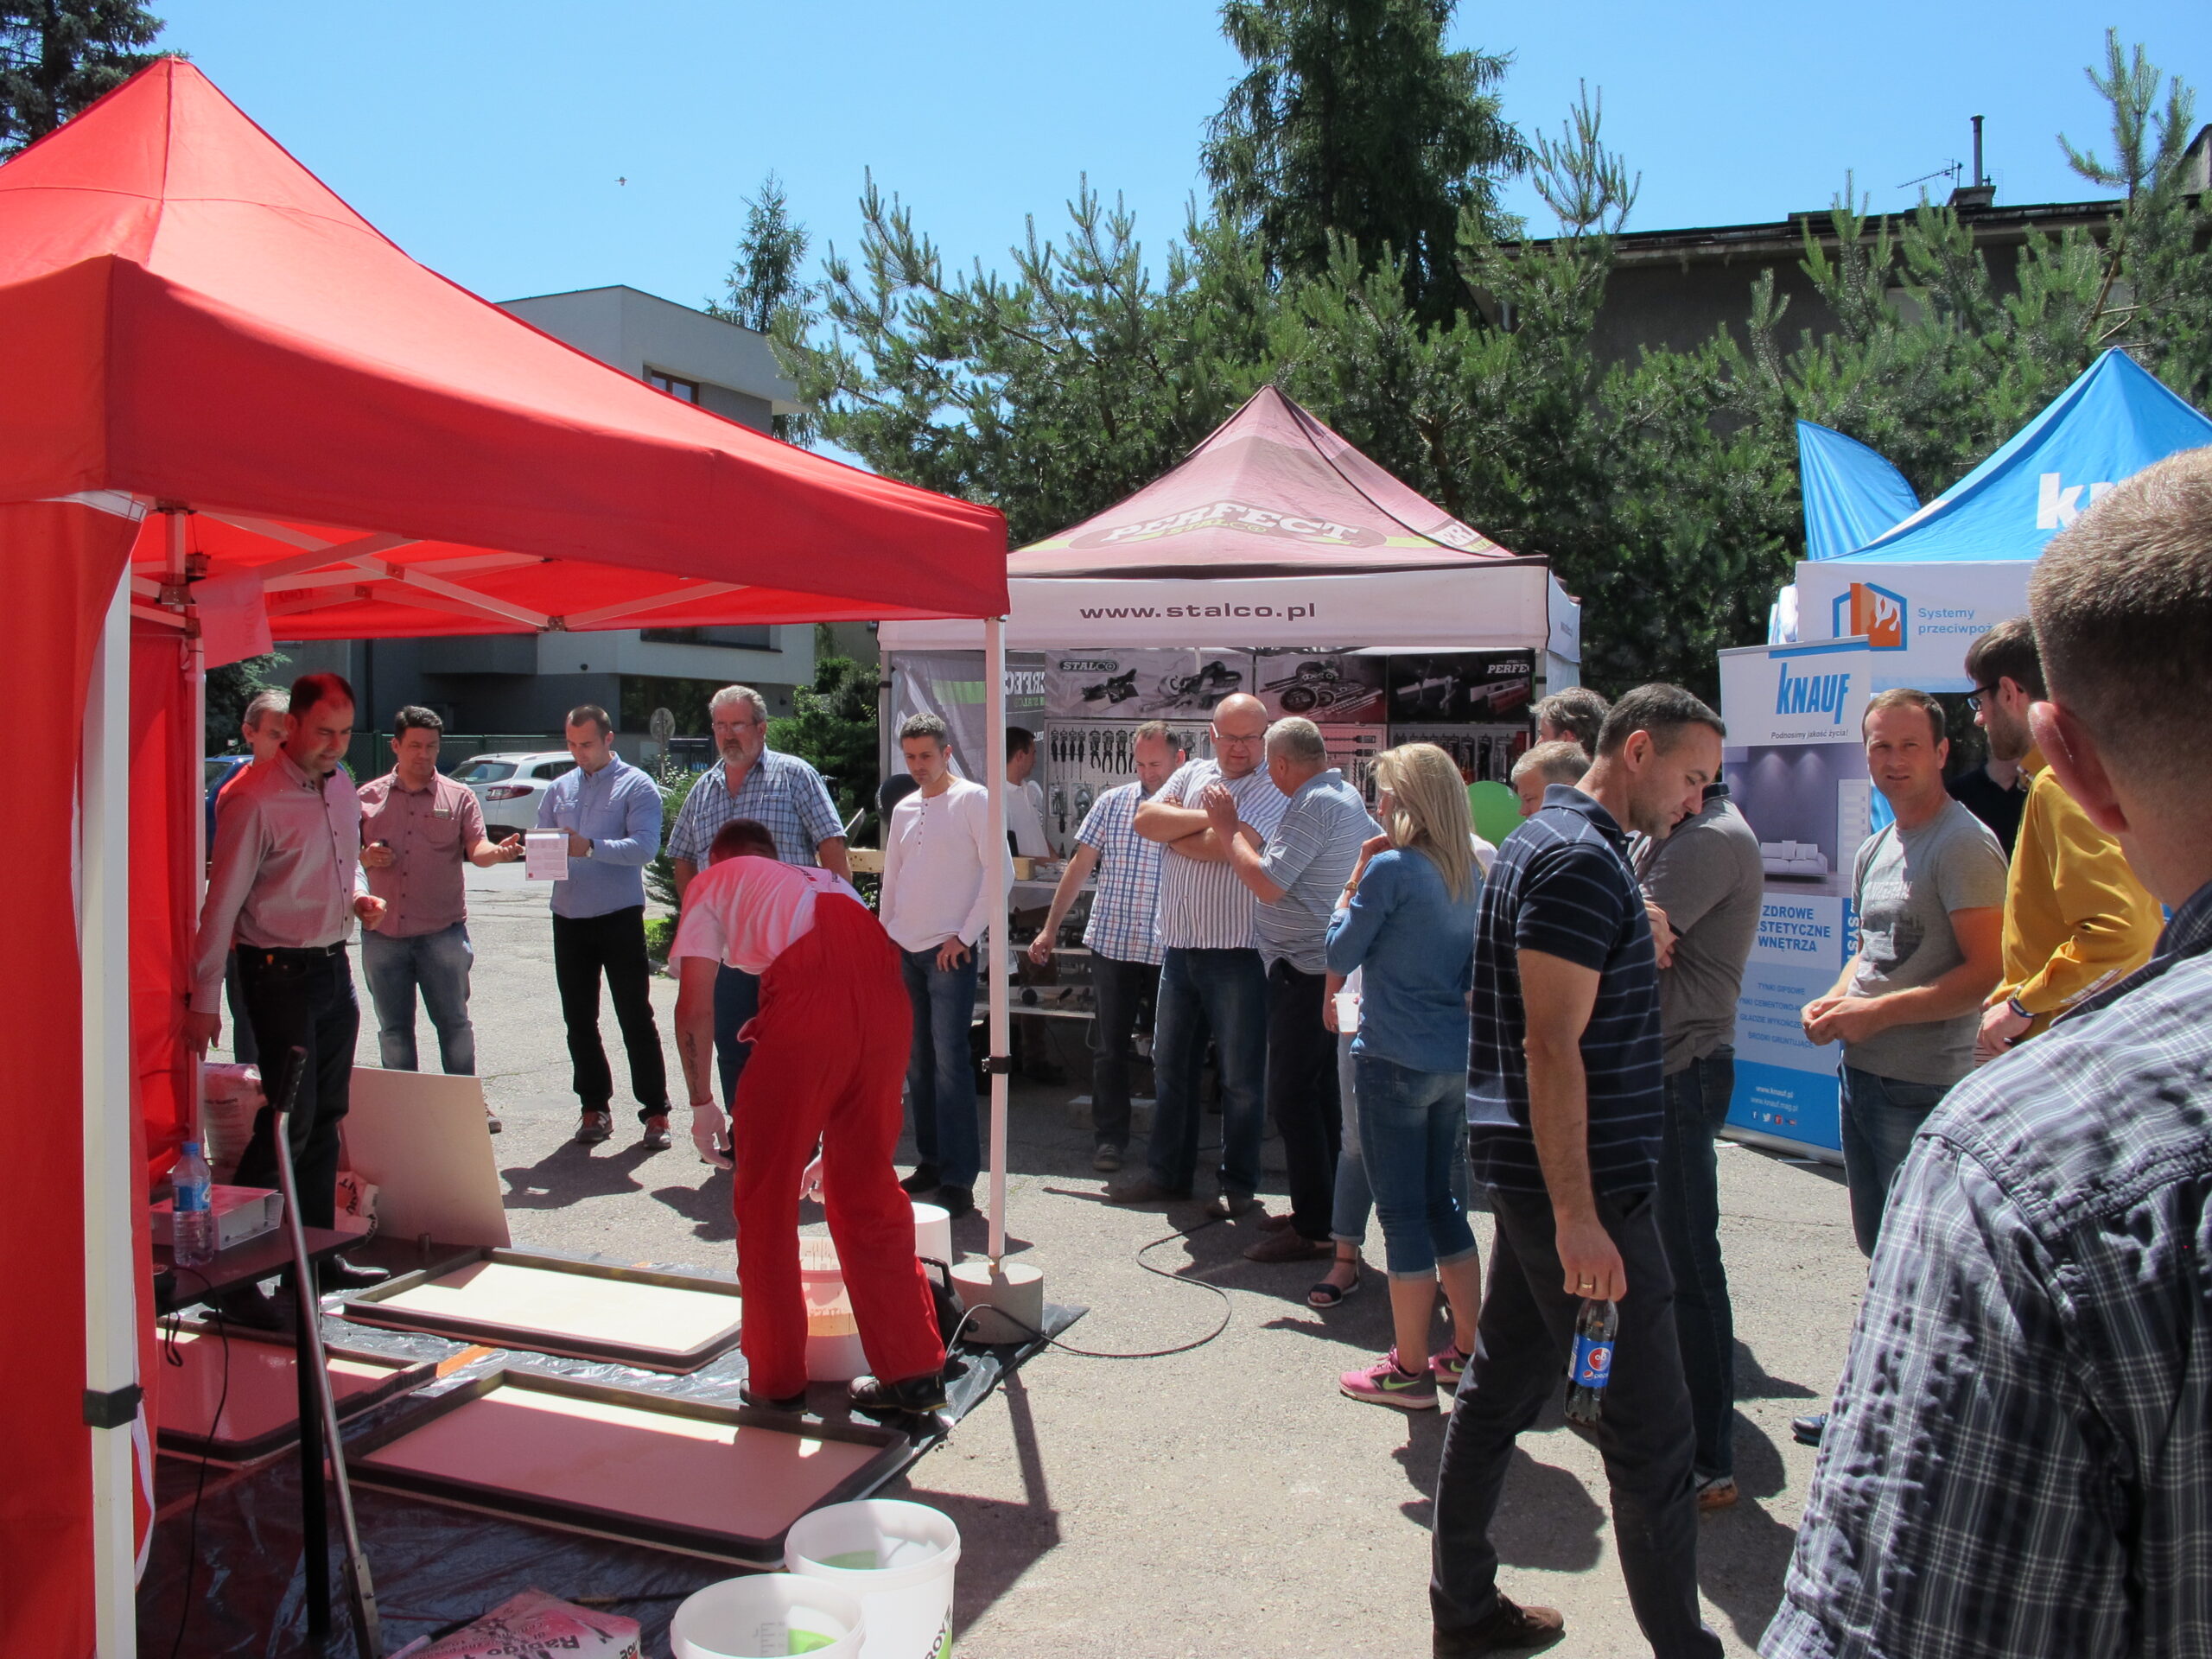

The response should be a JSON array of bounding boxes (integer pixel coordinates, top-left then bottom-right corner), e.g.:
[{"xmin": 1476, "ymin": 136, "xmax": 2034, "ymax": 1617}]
[{"xmin": 156, "ymin": 1, "xmax": 2208, "ymax": 312}]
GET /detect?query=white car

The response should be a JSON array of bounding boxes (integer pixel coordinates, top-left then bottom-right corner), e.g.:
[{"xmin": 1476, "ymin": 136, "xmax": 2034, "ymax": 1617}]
[{"xmin": 451, "ymin": 751, "xmax": 579, "ymax": 837}]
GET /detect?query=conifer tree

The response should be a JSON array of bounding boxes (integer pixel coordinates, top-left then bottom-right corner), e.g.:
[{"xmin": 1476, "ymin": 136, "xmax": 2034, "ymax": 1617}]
[{"xmin": 0, "ymin": 0, "xmax": 165, "ymax": 157}]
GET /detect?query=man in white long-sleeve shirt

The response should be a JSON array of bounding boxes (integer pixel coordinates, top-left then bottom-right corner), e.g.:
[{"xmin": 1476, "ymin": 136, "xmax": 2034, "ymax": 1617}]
[{"xmin": 880, "ymin": 713, "xmax": 1008, "ymax": 1219}]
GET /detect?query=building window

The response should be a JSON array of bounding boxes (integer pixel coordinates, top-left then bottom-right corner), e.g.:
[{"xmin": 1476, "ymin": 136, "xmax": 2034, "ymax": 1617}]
[
  {"xmin": 646, "ymin": 368, "xmax": 699, "ymax": 403},
  {"xmin": 640, "ymin": 626, "xmax": 777, "ymax": 650}
]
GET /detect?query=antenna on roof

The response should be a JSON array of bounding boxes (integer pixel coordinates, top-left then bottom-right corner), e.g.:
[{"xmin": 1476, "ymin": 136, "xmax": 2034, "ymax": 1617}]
[{"xmin": 1897, "ymin": 161, "xmax": 1963, "ymax": 193}]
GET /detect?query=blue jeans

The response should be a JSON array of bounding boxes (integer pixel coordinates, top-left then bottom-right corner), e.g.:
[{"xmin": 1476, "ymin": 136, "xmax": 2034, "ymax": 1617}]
[
  {"xmin": 1332, "ymin": 1032, "xmax": 1471, "ymax": 1246},
  {"xmin": 360, "ymin": 923, "xmax": 476, "ymax": 1074},
  {"xmin": 715, "ymin": 963, "xmax": 760, "ymax": 1109},
  {"xmin": 1355, "ymin": 1054, "xmax": 1478, "ymax": 1278},
  {"xmin": 1147, "ymin": 946, "xmax": 1268, "ymax": 1198},
  {"xmin": 1654, "ymin": 1048, "xmax": 1736, "ymax": 1481},
  {"xmin": 1840, "ymin": 1065, "xmax": 1952, "ymax": 1258},
  {"xmin": 900, "ymin": 945, "xmax": 981, "ymax": 1188}
]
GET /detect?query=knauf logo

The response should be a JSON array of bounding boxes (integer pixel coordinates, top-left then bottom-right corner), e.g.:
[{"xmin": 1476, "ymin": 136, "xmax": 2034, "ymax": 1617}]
[
  {"xmin": 1832, "ymin": 582, "xmax": 1906, "ymax": 651},
  {"xmin": 1775, "ymin": 663, "xmax": 1853, "ymax": 724},
  {"xmin": 2037, "ymin": 471, "xmax": 2119, "ymax": 531}
]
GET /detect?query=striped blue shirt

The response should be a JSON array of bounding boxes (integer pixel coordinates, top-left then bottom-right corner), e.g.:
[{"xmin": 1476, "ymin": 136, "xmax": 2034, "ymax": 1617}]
[
  {"xmin": 1467, "ymin": 785, "xmax": 1663, "ymax": 1196},
  {"xmin": 1075, "ymin": 781, "xmax": 1164, "ymax": 966},
  {"xmin": 1255, "ymin": 768, "xmax": 1377, "ymax": 975},
  {"xmin": 667, "ymin": 748, "xmax": 843, "ymax": 869},
  {"xmin": 1151, "ymin": 759, "xmax": 1288, "ymax": 951}
]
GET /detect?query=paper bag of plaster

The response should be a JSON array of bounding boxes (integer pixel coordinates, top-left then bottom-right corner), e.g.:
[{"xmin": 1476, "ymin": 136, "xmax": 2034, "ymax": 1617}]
[
  {"xmin": 390, "ymin": 1588, "xmax": 641, "ymax": 1658},
  {"xmin": 333, "ymin": 1168, "xmax": 380, "ymax": 1240},
  {"xmin": 200, "ymin": 1064, "xmax": 264, "ymax": 1183}
]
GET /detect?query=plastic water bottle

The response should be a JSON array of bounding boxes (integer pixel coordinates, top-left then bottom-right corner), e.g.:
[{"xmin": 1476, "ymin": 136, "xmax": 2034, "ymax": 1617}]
[
  {"xmin": 1564, "ymin": 1297, "xmax": 1618, "ymax": 1424},
  {"xmin": 172, "ymin": 1141, "xmax": 217, "ymax": 1269}
]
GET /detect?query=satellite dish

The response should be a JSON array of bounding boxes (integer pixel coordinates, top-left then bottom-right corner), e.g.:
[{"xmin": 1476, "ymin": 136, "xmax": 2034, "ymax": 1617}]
[{"xmin": 648, "ymin": 707, "xmax": 676, "ymax": 742}]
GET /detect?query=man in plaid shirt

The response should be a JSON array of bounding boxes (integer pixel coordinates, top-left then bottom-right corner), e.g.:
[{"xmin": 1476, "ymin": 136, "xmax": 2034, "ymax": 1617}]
[
  {"xmin": 668, "ymin": 683, "xmax": 849, "ymax": 1108},
  {"xmin": 1765, "ymin": 447, "xmax": 2212, "ymax": 1658}
]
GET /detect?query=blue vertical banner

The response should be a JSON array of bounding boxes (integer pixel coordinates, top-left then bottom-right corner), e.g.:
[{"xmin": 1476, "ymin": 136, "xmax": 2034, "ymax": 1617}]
[{"xmin": 1714, "ymin": 639, "xmax": 1879, "ymax": 1160}]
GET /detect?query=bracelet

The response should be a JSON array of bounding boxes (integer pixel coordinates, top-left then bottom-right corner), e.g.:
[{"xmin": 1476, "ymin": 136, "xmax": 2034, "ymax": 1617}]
[
  {"xmin": 2007, "ymin": 996, "xmax": 2032, "ymax": 1021},
  {"xmin": 688, "ymin": 1098, "xmax": 718, "ymax": 1110}
]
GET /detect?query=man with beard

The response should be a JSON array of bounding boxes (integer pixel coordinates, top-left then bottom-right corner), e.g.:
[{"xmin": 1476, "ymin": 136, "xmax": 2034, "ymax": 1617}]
[{"xmin": 1961, "ymin": 617, "xmax": 2160, "ymax": 1061}]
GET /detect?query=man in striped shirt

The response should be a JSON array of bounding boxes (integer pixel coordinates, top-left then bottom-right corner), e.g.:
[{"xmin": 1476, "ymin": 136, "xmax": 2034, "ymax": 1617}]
[
  {"xmin": 1432, "ymin": 684, "xmax": 1726, "ymax": 1659},
  {"xmin": 1026, "ymin": 721, "xmax": 1187, "ymax": 1172},
  {"xmin": 1104, "ymin": 694, "xmax": 1286, "ymax": 1215}
]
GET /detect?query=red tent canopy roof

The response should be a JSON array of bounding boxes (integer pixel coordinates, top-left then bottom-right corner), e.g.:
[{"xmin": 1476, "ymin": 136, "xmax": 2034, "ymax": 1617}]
[
  {"xmin": 1010, "ymin": 385, "xmax": 1521, "ymax": 580},
  {"xmin": 0, "ymin": 59, "xmax": 1007, "ymax": 634}
]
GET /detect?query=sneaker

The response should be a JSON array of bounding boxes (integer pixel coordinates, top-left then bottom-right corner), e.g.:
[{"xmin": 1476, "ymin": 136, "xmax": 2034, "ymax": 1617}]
[
  {"xmin": 1339, "ymin": 1350, "xmax": 1438, "ymax": 1411},
  {"xmin": 899, "ymin": 1164, "xmax": 941, "ymax": 1195},
  {"xmin": 574, "ymin": 1109, "xmax": 613, "ymax": 1146},
  {"xmin": 1430, "ymin": 1343, "xmax": 1469, "ymax": 1389},
  {"xmin": 1791, "ymin": 1410, "xmax": 1828, "ymax": 1446},
  {"xmin": 317, "ymin": 1255, "xmax": 388, "ymax": 1294},
  {"xmin": 1091, "ymin": 1143, "xmax": 1123, "ymax": 1173},
  {"xmin": 1440, "ymin": 1594, "xmax": 1566, "ymax": 1655},
  {"xmin": 211, "ymin": 1285, "xmax": 291, "ymax": 1333},
  {"xmin": 639, "ymin": 1114, "xmax": 673, "ymax": 1151},
  {"xmin": 935, "ymin": 1183, "xmax": 975, "ymax": 1220},
  {"xmin": 849, "ymin": 1370, "xmax": 950, "ymax": 1415},
  {"xmin": 740, "ymin": 1382, "xmax": 809, "ymax": 1413},
  {"xmin": 1695, "ymin": 1474, "xmax": 1739, "ymax": 1511},
  {"xmin": 1103, "ymin": 1173, "xmax": 1190, "ymax": 1205}
]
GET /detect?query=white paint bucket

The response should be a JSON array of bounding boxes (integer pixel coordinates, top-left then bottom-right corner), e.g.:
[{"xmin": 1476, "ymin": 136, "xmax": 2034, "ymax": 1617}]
[
  {"xmin": 911, "ymin": 1201, "xmax": 954, "ymax": 1266},
  {"xmin": 671, "ymin": 1573, "xmax": 866, "ymax": 1659},
  {"xmin": 786, "ymin": 1500, "xmax": 960, "ymax": 1659},
  {"xmin": 804, "ymin": 1281, "xmax": 868, "ymax": 1382}
]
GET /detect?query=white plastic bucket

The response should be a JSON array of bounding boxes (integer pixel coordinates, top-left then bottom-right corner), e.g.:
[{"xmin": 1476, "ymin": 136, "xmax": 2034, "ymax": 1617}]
[
  {"xmin": 785, "ymin": 1499, "xmax": 960, "ymax": 1659},
  {"xmin": 804, "ymin": 1281, "xmax": 868, "ymax": 1382},
  {"xmin": 671, "ymin": 1573, "xmax": 866, "ymax": 1658},
  {"xmin": 911, "ymin": 1201, "xmax": 954, "ymax": 1266}
]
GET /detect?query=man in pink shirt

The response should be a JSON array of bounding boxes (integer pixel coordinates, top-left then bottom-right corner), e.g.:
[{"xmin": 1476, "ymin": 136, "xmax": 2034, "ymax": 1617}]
[
  {"xmin": 358, "ymin": 706, "xmax": 521, "ymax": 1084},
  {"xmin": 671, "ymin": 817, "xmax": 948, "ymax": 1415}
]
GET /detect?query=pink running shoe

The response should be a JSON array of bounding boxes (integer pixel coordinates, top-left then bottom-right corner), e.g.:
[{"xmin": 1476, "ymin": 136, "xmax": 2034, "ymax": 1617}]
[
  {"xmin": 1340, "ymin": 1349, "xmax": 1438, "ymax": 1411},
  {"xmin": 1431, "ymin": 1343, "xmax": 1469, "ymax": 1389}
]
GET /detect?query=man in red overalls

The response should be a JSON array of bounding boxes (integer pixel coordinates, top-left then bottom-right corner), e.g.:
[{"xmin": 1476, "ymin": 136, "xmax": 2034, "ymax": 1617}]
[{"xmin": 671, "ymin": 817, "xmax": 949, "ymax": 1414}]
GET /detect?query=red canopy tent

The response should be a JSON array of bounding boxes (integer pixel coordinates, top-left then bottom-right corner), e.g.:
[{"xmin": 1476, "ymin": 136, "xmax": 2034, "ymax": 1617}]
[{"xmin": 0, "ymin": 60, "xmax": 1006, "ymax": 1656}]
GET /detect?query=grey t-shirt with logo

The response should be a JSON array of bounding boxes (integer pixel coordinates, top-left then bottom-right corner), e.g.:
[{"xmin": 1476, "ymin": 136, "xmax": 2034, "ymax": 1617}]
[{"xmin": 1844, "ymin": 799, "xmax": 2008, "ymax": 1085}]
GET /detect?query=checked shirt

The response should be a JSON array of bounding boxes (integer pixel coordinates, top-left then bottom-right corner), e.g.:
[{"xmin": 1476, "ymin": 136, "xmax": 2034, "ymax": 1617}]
[
  {"xmin": 1764, "ymin": 878, "xmax": 2212, "ymax": 1659},
  {"xmin": 667, "ymin": 748, "xmax": 842, "ymax": 870}
]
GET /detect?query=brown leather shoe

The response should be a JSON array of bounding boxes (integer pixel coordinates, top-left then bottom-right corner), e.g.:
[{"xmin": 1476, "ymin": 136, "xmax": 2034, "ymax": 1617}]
[
  {"xmin": 1242, "ymin": 1229, "xmax": 1332, "ymax": 1263},
  {"xmin": 1439, "ymin": 1595, "xmax": 1566, "ymax": 1655}
]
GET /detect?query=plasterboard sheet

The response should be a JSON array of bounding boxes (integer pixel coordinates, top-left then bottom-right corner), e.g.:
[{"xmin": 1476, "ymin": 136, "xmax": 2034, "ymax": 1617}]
[
  {"xmin": 357, "ymin": 1385, "xmax": 880, "ymax": 1540},
  {"xmin": 158, "ymin": 1328, "xmax": 424, "ymax": 1460},
  {"xmin": 374, "ymin": 1259, "xmax": 738, "ymax": 1357}
]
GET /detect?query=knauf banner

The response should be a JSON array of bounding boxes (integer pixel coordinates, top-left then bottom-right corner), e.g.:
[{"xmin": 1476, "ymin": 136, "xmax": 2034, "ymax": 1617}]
[
  {"xmin": 1715, "ymin": 639, "xmax": 1880, "ymax": 1159},
  {"xmin": 1795, "ymin": 349, "xmax": 2212, "ymax": 690}
]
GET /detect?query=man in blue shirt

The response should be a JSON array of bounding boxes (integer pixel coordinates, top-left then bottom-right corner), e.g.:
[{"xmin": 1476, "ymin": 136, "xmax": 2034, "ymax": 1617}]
[
  {"xmin": 1433, "ymin": 683, "xmax": 1726, "ymax": 1659},
  {"xmin": 537, "ymin": 704, "xmax": 671, "ymax": 1149},
  {"xmin": 1761, "ymin": 449, "xmax": 2212, "ymax": 1657}
]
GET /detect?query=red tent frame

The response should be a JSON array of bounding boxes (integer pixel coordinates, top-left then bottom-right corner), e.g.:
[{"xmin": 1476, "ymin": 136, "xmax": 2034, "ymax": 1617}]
[{"xmin": 0, "ymin": 61, "xmax": 1008, "ymax": 1656}]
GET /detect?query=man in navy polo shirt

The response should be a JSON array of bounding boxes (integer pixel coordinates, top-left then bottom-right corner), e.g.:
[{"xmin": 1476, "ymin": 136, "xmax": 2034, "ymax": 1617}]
[{"xmin": 1431, "ymin": 684, "xmax": 1727, "ymax": 1659}]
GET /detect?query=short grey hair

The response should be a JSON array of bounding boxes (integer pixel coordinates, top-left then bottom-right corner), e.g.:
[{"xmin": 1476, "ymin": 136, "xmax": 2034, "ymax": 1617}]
[
  {"xmin": 1265, "ymin": 716, "xmax": 1327, "ymax": 766},
  {"xmin": 1511, "ymin": 739, "xmax": 1588, "ymax": 788},
  {"xmin": 709, "ymin": 683, "xmax": 768, "ymax": 723},
  {"xmin": 242, "ymin": 688, "xmax": 289, "ymax": 729}
]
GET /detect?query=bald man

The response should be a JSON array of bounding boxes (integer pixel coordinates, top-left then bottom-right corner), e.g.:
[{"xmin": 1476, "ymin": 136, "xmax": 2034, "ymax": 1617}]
[{"xmin": 1106, "ymin": 693, "xmax": 1288, "ymax": 1217}]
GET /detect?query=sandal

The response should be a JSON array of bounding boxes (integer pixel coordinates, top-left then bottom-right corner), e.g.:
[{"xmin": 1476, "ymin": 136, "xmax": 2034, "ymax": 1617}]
[{"xmin": 1307, "ymin": 1257, "xmax": 1361, "ymax": 1308}]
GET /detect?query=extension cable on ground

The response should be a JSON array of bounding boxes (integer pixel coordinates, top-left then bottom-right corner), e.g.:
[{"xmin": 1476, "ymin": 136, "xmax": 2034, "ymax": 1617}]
[{"xmin": 945, "ymin": 1211, "xmax": 1235, "ymax": 1360}]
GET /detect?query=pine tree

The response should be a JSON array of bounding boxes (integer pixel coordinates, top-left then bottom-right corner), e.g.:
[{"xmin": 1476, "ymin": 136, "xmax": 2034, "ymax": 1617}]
[
  {"xmin": 710, "ymin": 171, "xmax": 820, "ymax": 442},
  {"xmin": 0, "ymin": 0, "xmax": 166, "ymax": 157},
  {"xmin": 1203, "ymin": 0, "xmax": 1527, "ymax": 321}
]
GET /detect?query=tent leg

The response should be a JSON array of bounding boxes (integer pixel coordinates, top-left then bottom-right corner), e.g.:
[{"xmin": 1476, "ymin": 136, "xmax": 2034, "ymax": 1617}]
[
  {"xmin": 983, "ymin": 617, "xmax": 1011, "ymax": 1265},
  {"xmin": 82, "ymin": 569, "xmax": 137, "ymax": 1657}
]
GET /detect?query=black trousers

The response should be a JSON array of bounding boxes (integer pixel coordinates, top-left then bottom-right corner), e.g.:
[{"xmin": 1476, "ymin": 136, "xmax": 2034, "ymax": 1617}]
[
  {"xmin": 1266, "ymin": 959, "xmax": 1341, "ymax": 1240},
  {"xmin": 232, "ymin": 945, "xmax": 359, "ymax": 1230},
  {"xmin": 224, "ymin": 946, "xmax": 258, "ymax": 1067},
  {"xmin": 551, "ymin": 906, "xmax": 670, "ymax": 1121},
  {"xmin": 1431, "ymin": 1185, "xmax": 1720, "ymax": 1658},
  {"xmin": 1089, "ymin": 954, "xmax": 1158, "ymax": 1151}
]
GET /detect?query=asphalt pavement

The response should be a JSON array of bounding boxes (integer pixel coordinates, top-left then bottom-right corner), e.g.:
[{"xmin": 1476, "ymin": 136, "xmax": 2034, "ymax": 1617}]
[{"xmin": 253, "ymin": 861, "xmax": 1866, "ymax": 1656}]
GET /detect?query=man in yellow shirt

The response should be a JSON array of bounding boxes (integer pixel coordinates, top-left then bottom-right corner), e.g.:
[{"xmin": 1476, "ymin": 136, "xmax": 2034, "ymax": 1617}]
[{"xmin": 1966, "ymin": 617, "xmax": 2163, "ymax": 1058}]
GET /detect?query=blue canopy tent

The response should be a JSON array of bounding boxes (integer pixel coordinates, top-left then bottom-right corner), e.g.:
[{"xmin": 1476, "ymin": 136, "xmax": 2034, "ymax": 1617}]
[
  {"xmin": 1770, "ymin": 421, "xmax": 1922, "ymax": 640},
  {"xmin": 1796, "ymin": 349, "xmax": 2212, "ymax": 688}
]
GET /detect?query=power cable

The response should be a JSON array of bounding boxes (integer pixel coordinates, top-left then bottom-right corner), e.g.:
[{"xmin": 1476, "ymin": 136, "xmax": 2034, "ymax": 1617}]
[
  {"xmin": 162, "ymin": 1269, "xmax": 232, "ymax": 1659},
  {"xmin": 944, "ymin": 1211, "xmax": 1236, "ymax": 1361}
]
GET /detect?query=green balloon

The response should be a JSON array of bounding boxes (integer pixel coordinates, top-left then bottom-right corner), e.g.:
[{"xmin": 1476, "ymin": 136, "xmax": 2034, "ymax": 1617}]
[{"xmin": 1467, "ymin": 780, "xmax": 1522, "ymax": 845}]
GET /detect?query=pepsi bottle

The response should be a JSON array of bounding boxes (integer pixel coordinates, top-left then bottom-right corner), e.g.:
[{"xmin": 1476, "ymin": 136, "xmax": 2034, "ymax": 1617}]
[{"xmin": 1564, "ymin": 1297, "xmax": 1618, "ymax": 1424}]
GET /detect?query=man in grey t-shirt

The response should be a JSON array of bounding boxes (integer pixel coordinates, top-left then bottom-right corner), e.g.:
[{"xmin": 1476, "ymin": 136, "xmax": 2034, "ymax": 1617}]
[
  {"xmin": 1803, "ymin": 690, "xmax": 2006, "ymax": 1257},
  {"xmin": 1635, "ymin": 780, "xmax": 1764, "ymax": 1506}
]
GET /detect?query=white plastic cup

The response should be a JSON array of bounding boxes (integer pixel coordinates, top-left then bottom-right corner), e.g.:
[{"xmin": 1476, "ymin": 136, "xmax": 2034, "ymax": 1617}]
[
  {"xmin": 785, "ymin": 1499, "xmax": 960, "ymax": 1659},
  {"xmin": 1333, "ymin": 992, "xmax": 1361, "ymax": 1033},
  {"xmin": 671, "ymin": 1573, "xmax": 866, "ymax": 1659}
]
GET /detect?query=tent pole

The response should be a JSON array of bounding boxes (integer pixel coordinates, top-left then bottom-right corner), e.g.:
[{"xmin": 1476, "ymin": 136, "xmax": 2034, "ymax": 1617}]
[
  {"xmin": 984, "ymin": 617, "xmax": 1011, "ymax": 1264},
  {"xmin": 82, "ymin": 566, "xmax": 138, "ymax": 1658}
]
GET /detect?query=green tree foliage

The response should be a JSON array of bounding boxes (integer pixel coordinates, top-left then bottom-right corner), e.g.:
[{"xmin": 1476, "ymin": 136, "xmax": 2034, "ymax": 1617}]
[
  {"xmin": 204, "ymin": 653, "xmax": 288, "ymax": 754},
  {"xmin": 767, "ymin": 625, "xmax": 880, "ymax": 819},
  {"xmin": 709, "ymin": 171, "xmax": 819, "ymax": 442},
  {"xmin": 0, "ymin": 0, "xmax": 165, "ymax": 156},
  {"xmin": 1205, "ymin": 0, "xmax": 1526, "ymax": 321}
]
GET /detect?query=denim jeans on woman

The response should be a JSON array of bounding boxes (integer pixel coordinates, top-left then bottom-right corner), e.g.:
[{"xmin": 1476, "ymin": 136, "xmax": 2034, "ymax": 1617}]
[
  {"xmin": 1653, "ymin": 1046, "xmax": 1736, "ymax": 1483},
  {"xmin": 1354, "ymin": 1054, "xmax": 1479, "ymax": 1277},
  {"xmin": 899, "ymin": 945, "xmax": 981, "ymax": 1188},
  {"xmin": 1332, "ymin": 1029, "xmax": 1470, "ymax": 1246}
]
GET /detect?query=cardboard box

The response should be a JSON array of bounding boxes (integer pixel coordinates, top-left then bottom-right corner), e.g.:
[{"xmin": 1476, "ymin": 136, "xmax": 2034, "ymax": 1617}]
[
  {"xmin": 392, "ymin": 1589, "xmax": 640, "ymax": 1659},
  {"xmin": 150, "ymin": 1185, "xmax": 283, "ymax": 1251}
]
